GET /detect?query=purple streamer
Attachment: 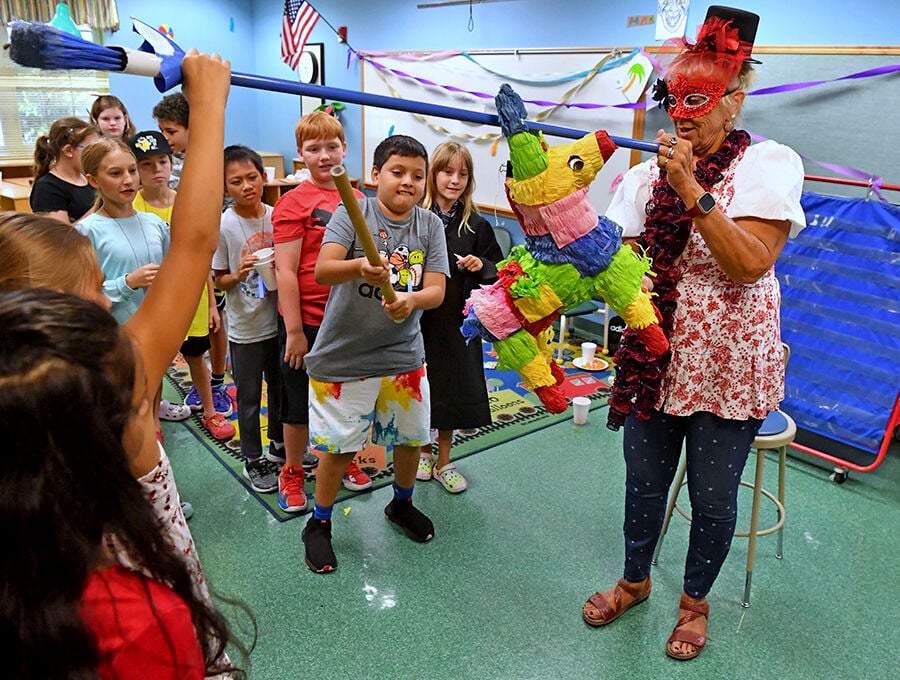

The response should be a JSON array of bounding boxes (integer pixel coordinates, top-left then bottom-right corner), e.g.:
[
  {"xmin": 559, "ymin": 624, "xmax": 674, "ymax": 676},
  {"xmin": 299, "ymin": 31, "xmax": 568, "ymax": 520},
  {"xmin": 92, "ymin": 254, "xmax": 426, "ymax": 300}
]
[
  {"xmin": 749, "ymin": 64, "xmax": 900, "ymax": 96},
  {"xmin": 748, "ymin": 131, "xmax": 886, "ymax": 201},
  {"xmin": 362, "ymin": 55, "xmax": 644, "ymax": 111},
  {"xmin": 359, "ymin": 52, "xmax": 900, "ymax": 112}
]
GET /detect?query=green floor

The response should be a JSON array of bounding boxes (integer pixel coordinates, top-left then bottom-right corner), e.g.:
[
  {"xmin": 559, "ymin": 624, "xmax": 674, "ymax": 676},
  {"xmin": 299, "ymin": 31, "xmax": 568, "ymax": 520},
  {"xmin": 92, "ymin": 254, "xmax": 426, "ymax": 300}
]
[{"xmin": 163, "ymin": 415, "xmax": 900, "ymax": 680}]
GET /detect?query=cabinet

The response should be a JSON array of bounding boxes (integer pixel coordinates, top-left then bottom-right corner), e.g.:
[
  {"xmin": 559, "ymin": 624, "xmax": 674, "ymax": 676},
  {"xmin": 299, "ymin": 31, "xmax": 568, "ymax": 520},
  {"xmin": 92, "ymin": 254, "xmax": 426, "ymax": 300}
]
[
  {"xmin": 255, "ymin": 151, "xmax": 285, "ymax": 180},
  {"xmin": 263, "ymin": 175, "xmax": 360, "ymax": 207},
  {"xmin": 1, "ymin": 177, "xmax": 33, "ymax": 212}
]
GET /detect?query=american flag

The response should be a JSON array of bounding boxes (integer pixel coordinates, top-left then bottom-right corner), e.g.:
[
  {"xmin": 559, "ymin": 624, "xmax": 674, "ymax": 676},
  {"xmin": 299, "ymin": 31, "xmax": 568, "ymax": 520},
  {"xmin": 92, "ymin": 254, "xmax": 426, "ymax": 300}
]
[{"xmin": 281, "ymin": 0, "xmax": 320, "ymax": 70}]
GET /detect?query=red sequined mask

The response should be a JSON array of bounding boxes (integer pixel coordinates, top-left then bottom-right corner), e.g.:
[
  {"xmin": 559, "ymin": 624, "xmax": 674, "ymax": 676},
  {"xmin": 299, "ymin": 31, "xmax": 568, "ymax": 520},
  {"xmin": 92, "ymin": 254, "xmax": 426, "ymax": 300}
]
[{"xmin": 664, "ymin": 74, "xmax": 726, "ymax": 119}]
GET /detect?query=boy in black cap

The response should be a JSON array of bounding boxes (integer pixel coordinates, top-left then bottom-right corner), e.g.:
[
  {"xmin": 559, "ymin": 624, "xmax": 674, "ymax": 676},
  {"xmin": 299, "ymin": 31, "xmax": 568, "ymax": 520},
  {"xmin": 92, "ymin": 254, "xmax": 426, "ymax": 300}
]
[
  {"xmin": 128, "ymin": 129, "xmax": 237, "ymax": 444},
  {"xmin": 130, "ymin": 130, "xmax": 177, "ymax": 226}
]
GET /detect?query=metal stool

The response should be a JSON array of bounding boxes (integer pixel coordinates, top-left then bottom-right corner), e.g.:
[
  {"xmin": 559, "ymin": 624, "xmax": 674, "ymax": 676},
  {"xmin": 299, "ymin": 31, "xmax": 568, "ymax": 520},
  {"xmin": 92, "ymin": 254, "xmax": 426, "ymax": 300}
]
[{"xmin": 650, "ymin": 408, "xmax": 795, "ymax": 607}]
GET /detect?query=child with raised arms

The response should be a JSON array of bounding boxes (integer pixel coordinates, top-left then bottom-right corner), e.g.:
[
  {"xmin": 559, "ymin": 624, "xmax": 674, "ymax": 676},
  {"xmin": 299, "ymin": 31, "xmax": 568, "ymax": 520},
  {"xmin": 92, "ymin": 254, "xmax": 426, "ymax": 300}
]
[
  {"xmin": 419, "ymin": 140, "xmax": 503, "ymax": 492},
  {"xmin": 300, "ymin": 134, "xmax": 450, "ymax": 573},
  {"xmin": 0, "ymin": 50, "xmax": 245, "ymax": 677}
]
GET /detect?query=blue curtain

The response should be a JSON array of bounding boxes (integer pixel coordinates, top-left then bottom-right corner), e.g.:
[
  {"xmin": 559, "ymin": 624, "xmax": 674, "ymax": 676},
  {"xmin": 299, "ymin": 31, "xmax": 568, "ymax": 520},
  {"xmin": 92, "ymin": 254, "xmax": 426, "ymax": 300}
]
[{"xmin": 777, "ymin": 193, "xmax": 900, "ymax": 454}]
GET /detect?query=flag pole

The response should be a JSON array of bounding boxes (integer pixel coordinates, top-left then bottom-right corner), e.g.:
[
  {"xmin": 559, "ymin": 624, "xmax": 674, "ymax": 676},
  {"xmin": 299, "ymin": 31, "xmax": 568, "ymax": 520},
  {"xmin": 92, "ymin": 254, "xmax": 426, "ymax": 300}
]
[{"xmin": 302, "ymin": 1, "xmax": 354, "ymax": 51}]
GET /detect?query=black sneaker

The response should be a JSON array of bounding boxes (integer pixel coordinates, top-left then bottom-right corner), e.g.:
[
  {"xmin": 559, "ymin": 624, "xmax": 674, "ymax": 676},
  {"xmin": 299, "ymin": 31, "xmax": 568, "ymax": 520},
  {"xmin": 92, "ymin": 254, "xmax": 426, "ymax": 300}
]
[
  {"xmin": 384, "ymin": 499, "xmax": 434, "ymax": 542},
  {"xmin": 302, "ymin": 449, "xmax": 319, "ymax": 470},
  {"xmin": 302, "ymin": 517, "xmax": 337, "ymax": 573},
  {"xmin": 242, "ymin": 457, "xmax": 277, "ymax": 493},
  {"xmin": 265, "ymin": 441, "xmax": 286, "ymax": 464}
]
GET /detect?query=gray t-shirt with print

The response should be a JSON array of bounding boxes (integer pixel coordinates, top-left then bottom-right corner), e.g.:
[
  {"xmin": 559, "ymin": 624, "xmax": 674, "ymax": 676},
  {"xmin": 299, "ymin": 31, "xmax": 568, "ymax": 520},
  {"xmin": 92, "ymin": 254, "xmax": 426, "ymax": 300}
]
[
  {"xmin": 212, "ymin": 206, "xmax": 279, "ymax": 344},
  {"xmin": 304, "ymin": 197, "xmax": 450, "ymax": 382}
]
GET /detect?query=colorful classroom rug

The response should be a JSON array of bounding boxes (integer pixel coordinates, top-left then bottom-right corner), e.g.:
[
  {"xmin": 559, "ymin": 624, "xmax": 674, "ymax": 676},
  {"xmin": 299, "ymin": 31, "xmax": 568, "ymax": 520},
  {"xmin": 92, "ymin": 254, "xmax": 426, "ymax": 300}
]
[{"xmin": 163, "ymin": 339, "xmax": 613, "ymax": 522}]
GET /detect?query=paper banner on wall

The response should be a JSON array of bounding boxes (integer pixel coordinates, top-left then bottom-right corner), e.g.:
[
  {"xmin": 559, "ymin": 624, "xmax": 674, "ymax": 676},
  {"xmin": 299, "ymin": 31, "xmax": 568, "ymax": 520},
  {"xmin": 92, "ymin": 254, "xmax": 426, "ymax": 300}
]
[
  {"xmin": 656, "ymin": 0, "xmax": 689, "ymax": 40},
  {"xmin": 609, "ymin": 51, "xmax": 654, "ymax": 103}
]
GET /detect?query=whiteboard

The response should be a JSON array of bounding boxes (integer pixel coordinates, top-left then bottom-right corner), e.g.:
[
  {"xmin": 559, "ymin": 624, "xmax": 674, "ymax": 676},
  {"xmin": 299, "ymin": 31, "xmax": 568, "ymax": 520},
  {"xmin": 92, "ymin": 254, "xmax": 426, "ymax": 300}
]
[{"xmin": 360, "ymin": 50, "xmax": 652, "ymax": 216}]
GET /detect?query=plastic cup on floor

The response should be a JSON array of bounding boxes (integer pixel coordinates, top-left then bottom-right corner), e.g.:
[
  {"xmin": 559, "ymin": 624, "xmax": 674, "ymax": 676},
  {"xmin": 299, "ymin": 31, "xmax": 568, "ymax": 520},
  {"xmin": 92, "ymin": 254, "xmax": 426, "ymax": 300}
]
[
  {"xmin": 572, "ymin": 396, "xmax": 591, "ymax": 425},
  {"xmin": 253, "ymin": 247, "xmax": 277, "ymax": 291},
  {"xmin": 581, "ymin": 341, "xmax": 598, "ymax": 363}
]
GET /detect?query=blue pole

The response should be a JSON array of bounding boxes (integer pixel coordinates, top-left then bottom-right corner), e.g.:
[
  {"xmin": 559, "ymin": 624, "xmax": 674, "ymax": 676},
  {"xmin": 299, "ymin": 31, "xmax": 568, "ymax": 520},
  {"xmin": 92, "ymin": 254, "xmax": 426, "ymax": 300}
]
[{"xmin": 230, "ymin": 71, "xmax": 660, "ymax": 153}]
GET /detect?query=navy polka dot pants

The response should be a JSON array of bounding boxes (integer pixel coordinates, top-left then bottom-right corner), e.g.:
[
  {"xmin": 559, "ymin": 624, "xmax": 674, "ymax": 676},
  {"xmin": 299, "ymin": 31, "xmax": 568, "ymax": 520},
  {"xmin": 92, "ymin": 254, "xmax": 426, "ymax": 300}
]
[{"xmin": 621, "ymin": 409, "xmax": 763, "ymax": 598}]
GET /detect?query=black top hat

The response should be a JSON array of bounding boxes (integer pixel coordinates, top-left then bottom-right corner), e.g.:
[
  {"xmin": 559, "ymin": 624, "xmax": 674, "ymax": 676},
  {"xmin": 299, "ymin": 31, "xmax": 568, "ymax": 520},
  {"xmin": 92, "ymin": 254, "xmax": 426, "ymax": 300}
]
[{"xmin": 705, "ymin": 5, "xmax": 762, "ymax": 63}]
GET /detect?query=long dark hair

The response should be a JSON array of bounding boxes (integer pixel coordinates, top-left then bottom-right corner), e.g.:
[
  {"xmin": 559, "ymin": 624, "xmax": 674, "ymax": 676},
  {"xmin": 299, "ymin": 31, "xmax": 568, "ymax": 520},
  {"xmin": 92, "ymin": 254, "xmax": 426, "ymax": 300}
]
[
  {"xmin": 32, "ymin": 116, "xmax": 98, "ymax": 178},
  {"xmin": 0, "ymin": 289, "xmax": 234, "ymax": 678}
]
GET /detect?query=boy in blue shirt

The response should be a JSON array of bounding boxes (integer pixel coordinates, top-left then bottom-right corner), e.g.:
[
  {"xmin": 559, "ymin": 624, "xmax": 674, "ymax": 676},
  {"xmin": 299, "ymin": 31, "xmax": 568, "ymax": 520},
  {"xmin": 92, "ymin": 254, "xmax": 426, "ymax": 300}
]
[{"xmin": 301, "ymin": 135, "xmax": 450, "ymax": 573}]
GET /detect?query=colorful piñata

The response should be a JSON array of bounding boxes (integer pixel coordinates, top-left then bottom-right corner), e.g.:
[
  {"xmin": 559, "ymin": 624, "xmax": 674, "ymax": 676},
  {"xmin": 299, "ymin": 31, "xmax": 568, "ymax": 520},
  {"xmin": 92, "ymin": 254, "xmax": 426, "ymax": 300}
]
[{"xmin": 461, "ymin": 84, "xmax": 668, "ymax": 413}]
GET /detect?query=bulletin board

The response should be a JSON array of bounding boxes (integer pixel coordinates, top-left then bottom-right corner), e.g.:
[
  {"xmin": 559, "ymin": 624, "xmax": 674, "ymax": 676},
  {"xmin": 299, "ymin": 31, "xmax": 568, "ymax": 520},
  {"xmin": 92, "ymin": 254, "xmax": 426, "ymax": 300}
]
[{"xmin": 360, "ymin": 48, "xmax": 652, "ymax": 217}]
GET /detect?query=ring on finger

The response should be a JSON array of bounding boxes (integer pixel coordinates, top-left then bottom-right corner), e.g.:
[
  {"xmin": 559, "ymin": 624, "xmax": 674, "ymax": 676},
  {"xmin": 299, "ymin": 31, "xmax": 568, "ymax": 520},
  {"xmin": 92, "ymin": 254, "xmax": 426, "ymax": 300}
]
[
  {"xmin": 666, "ymin": 146, "xmax": 675, "ymax": 159},
  {"xmin": 669, "ymin": 136, "xmax": 678, "ymax": 145}
]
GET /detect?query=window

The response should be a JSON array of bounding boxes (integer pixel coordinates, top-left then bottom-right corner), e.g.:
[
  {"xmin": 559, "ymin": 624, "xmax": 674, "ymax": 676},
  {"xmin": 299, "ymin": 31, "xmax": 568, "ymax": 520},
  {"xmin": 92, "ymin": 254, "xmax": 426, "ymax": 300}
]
[{"xmin": 0, "ymin": 24, "xmax": 109, "ymax": 162}]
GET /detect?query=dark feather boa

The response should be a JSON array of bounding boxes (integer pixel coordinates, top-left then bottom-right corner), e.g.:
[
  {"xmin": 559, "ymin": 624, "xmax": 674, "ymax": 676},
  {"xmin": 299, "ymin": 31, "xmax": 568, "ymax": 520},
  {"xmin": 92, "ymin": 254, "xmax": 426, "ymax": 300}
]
[{"xmin": 607, "ymin": 129, "xmax": 751, "ymax": 430}]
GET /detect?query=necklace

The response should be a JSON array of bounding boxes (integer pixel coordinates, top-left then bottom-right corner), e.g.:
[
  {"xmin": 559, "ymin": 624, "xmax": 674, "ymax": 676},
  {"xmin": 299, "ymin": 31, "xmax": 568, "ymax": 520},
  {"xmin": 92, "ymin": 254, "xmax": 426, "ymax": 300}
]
[
  {"xmin": 608, "ymin": 129, "xmax": 751, "ymax": 429},
  {"xmin": 234, "ymin": 207, "xmax": 266, "ymax": 246},
  {"xmin": 50, "ymin": 166, "xmax": 87, "ymax": 186},
  {"xmin": 138, "ymin": 189, "xmax": 175, "ymax": 220},
  {"xmin": 103, "ymin": 209, "xmax": 153, "ymax": 267}
]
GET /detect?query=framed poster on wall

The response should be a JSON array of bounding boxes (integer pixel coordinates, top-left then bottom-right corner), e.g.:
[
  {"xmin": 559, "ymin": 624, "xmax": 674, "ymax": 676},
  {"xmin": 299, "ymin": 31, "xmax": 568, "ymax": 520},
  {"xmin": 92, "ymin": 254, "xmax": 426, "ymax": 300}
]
[{"xmin": 298, "ymin": 42, "xmax": 325, "ymax": 115}]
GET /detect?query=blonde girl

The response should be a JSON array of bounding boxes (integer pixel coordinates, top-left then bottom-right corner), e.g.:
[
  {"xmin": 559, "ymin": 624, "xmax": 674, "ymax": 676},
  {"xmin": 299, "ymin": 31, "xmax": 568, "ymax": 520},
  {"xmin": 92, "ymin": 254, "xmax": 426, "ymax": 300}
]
[
  {"xmin": 78, "ymin": 136, "xmax": 170, "ymax": 324},
  {"xmin": 419, "ymin": 141, "xmax": 503, "ymax": 492},
  {"xmin": 29, "ymin": 116, "xmax": 99, "ymax": 223}
]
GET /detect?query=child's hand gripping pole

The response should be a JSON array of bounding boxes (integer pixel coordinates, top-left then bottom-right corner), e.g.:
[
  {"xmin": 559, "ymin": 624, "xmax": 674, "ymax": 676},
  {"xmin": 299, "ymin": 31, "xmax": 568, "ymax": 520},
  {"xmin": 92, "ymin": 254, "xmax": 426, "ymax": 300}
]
[{"xmin": 330, "ymin": 166, "xmax": 397, "ymax": 305}]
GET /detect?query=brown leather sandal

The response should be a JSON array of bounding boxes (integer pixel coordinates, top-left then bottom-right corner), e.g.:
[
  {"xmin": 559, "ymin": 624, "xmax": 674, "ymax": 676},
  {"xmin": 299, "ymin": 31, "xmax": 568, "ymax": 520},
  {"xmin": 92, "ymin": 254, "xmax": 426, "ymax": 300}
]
[
  {"xmin": 582, "ymin": 577, "xmax": 652, "ymax": 627},
  {"xmin": 665, "ymin": 594, "xmax": 710, "ymax": 660}
]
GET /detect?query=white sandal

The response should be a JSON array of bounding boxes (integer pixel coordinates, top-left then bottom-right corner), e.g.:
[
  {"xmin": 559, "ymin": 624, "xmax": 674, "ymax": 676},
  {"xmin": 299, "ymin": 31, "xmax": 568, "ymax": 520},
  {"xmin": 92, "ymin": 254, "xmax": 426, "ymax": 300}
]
[
  {"xmin": 432, "ymin": 462, "xmax": 467, "ymax": 493},
  {"xmin": 416, "ymin": 453, "xmax": 434, "ymax": 481},
  {"xmin": 159, "ymin": 399, "xmax": 191, "ymax": 422}
]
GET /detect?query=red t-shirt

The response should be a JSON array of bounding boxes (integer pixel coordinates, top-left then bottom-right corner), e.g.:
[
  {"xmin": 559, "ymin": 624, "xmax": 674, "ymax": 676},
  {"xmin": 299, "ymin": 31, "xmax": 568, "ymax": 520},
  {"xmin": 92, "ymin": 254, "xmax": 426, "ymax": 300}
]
[
  {"xmin": 272, "ymin": 180, "xmax": 365, "ymax": 327},
  {"xmin": 80, "ymin": 565, "xmax": 205, "ymax": 679}
]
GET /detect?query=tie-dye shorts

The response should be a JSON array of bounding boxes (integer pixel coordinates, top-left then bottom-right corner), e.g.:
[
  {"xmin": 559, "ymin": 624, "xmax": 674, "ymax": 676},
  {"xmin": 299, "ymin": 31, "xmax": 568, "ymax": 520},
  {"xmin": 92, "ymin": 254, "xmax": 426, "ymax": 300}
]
[{"xmin": 308, "ymin": 366, "xmax": 431, "ymax": 454}]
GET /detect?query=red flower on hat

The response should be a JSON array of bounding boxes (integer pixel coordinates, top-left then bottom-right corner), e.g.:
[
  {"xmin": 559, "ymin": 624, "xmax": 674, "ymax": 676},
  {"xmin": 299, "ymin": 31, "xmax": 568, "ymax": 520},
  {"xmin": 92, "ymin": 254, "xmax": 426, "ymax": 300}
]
[{"xmin": 692, "ymin": 17, "xmax": 741, "ymax": 56}]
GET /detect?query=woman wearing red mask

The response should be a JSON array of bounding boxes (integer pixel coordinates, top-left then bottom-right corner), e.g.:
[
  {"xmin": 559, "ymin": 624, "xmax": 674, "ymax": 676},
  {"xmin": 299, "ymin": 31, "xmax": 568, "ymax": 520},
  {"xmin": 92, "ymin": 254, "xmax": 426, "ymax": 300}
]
[{"xmin": 583, "ymin": 6, "xmax": 806, "ymax": 660}]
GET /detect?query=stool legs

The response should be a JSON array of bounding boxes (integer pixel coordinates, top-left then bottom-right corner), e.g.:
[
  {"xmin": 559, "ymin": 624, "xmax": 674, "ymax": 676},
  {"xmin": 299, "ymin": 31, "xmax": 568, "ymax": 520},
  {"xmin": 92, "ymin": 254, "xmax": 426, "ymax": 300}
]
[
  {"xmin": 653, "ymin": 447, "xmax": 785, "ymax": 608},
  {"xmin": 776, "ymin": 445, "xmax": 786, "ymax": 559},
  {"xmin": 554, "ymin": 315, "xmax": 570, "ymax": 362},
  {"xmin": 742, "ymin": 448, "xmax": 767, "ymax": 608}
]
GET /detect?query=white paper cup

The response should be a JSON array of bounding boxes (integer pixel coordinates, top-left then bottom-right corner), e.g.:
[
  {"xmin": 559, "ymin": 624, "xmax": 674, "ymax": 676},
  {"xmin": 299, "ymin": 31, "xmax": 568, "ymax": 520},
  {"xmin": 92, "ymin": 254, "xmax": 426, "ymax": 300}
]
[
  {"xmin": 264, "ymin": 166, "xmax": 276, "ymax": 182},
  {"xmin": 581, "ymin": 341, "xmax": 598, "ymax": 363},
  {"xmin": 572, "ymin": 396, "xmax": 591, "ymax": 425},
  {"xmin": 253, "ymin": 247, "xmax": 277, "ymax": 291}
]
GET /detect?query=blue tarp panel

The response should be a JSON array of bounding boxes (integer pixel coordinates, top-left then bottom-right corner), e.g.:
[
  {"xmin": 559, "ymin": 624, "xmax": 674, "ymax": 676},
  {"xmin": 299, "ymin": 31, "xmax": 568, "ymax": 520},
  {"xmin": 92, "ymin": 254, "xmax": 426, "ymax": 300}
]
[{"xmin": 776, "ymin": 193, "xmax": 900, "ymax": 454}]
